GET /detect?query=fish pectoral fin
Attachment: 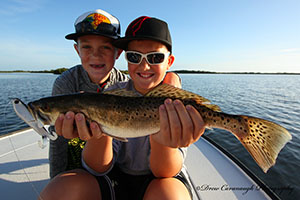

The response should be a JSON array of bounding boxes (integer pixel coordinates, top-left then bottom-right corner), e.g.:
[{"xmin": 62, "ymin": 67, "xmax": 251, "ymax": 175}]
[
  {"xmin": 234, "ymin": 115, "xmax": 292, "ymax": 173},
  {"xmin": 103, "ymin": 88, "xmax": 138, "ymax": 97}
]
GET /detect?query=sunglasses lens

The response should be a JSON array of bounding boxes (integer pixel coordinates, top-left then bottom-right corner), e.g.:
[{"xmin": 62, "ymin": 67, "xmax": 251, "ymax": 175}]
[
  {"xmin": 126, "ymin": 52, "xmax": 142, "ymax": 64},
  {"xmin": 147, "ymin": 53, "xmax": 165, "ymax": 64}
]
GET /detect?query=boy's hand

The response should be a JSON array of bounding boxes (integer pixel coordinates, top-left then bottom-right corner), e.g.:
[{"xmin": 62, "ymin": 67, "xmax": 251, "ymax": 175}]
[
  {"xmin": 54, "ymin": 112, "xmax": 103, "ymax": 140},
  {"xmin": 152, "ymin": 99, "xmax": 205, "ymax": 148}
]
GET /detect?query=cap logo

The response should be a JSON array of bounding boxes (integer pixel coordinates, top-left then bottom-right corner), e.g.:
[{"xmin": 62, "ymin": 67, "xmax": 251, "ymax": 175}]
[
  {"xmin": 130, "ymin": 16, "xmax": 150, "ymax": 36},
  {"xmin": 85, "ymin": 13, "xmax": 111, "ymax": 30}
]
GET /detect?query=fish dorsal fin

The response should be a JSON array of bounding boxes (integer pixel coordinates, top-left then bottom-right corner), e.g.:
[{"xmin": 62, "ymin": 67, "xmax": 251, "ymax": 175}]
[
  {"xmin": 103, "ymin": 88, "xmax": 138, "ymax": 97},
  {"xmin": 145, "ymin": 84, "xmax": 222, "ymax": 112}
]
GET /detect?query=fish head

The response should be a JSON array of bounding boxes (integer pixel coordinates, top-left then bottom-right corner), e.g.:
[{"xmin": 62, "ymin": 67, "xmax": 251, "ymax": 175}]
[{"xmin": 28, "ymin": 99, "xmax": 61, "ymax": 126}]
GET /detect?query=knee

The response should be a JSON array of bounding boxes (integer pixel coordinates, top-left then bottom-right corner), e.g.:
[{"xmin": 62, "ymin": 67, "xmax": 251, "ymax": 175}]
[
  {"xmin": 39, "ymin": 169, "xmax": 101, "ymax": 200},
  {"xmin": 143, "ymin": 178, "xmax": 191, "ymax": 200}
]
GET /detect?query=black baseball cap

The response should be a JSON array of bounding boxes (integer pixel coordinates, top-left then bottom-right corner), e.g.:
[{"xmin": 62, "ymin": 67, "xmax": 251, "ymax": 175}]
[
  {"xmin": 113, "ymin": 16, "xmax": 172, "ymax": 52},
  {"xmin": 65, "ymin": 9, "xmax": 121, "ymax": 41}
]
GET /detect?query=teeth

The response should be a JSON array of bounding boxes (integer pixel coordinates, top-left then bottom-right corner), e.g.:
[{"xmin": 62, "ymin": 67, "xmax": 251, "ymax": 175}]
[{"xmin": 139, "ymin": 73, "xmax": 152, "ymax": 78}]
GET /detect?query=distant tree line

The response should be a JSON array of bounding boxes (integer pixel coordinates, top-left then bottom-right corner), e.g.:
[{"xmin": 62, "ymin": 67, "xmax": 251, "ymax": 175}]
[{"xmin": 1, "ymin": 68, "xmax": 299, "ymax": 75}]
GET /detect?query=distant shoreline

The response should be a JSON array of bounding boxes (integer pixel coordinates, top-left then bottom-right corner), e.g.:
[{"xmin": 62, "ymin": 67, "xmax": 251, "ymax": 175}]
[
  {"xmin": 0, "ymin": 69, "xmax": 299, "ymax": 75},
  {"xmin": 172, "ymin": 70, "xmax": 300, "ymax": 75}
]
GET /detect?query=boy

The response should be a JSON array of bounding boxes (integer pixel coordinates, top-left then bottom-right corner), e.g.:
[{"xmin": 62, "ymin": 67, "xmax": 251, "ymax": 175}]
[
  {"xmin": 50, "ymin": 10, "xmax": 181, "ymax": 178},
  {"xmin": 81, "ymin": 16, "xmax": 204, "ymax": 199}
]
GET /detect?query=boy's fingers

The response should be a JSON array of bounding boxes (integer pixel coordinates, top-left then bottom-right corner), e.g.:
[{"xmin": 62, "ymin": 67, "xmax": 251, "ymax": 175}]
[
  {"xmin": 186, "ymin": 105, "xmax": 205, "ymax": 141},
  {"xmin": 173, "ymin": 100, "xmax": 194, "ymax": 146},
  {"xmin": 75, "ymin": 113, "xmax": 91, "ymax": 140},
  {"xmin": 164, "ymin": 99, "xmax": 181, "ymax": 145},
  {"xmin": 90, "ymin": 122, "xmax": 103, "ymax": 139},
  {"xmin": 62, "ymin": 111, "xmax": 76, "ymax": 139},
  {"xmin": 54, "ymin": 114, "xmax": 64, "ymax": 136}
]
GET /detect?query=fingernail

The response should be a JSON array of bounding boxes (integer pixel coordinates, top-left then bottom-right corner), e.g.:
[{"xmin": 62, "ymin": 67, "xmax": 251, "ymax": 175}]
[
  {"xmin": 59, "ymin": 114, "xmax": 64, "ymax": 120},
  {"xmin": 165, "ymin": 99, "xmax": 172, "ymax": 104},
  {"xmin": 159, "ymin": 104, "xmax": 166, "ymax": 110},
  {"xmin": 174, "ymin": 100, "xmax": 180, "ymax": 105},
  {"xmin": 186, "ymin": 105, "xmax": 192, "ymax": 110},
  {"xmin": 66, "ymin": 112, "xmax": 72, "ymax": 119},
  {"xmin": 76, "ymin": 114, "xmax": 83, "ymax": 121},
  {"xmin": 91, "ymin": 122, "xmax": 97, "ymax": 130}
]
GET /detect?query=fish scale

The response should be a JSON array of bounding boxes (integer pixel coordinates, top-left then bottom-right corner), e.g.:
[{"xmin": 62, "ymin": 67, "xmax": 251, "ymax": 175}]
[{"xmin": 17, "ymin": 84, "xmax": 291, "ymax": 173}]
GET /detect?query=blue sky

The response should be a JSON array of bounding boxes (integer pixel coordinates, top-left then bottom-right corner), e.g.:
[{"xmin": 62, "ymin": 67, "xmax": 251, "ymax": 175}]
[{"xmin": 0, "ymin": 0, "xmax": 299, "ymax": 72}]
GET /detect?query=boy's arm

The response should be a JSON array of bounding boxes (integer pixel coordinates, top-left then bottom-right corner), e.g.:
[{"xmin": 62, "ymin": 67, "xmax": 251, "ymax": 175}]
[
  {"xmin": 149, "ymin": 99, "xmax": 205, "ymax": 178},
  {"xmin": 82, "ymin": 135, "xmax": 113, "ymax": 174},
  {"xmin": 163, "ymin": 72, "xmax": 181, "ymax": 88}
]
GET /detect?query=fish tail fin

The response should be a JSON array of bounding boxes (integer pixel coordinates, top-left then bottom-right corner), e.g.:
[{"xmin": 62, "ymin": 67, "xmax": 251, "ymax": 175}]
[{"xmin": 234, "ymin": 115, "xmax": 292, "ymax": 173}]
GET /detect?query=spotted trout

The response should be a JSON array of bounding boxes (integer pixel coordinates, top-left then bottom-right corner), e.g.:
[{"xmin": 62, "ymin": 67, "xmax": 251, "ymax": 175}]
[{"xmin": 23, "ymin": 84, "xmax": 291, "ymax": 173}]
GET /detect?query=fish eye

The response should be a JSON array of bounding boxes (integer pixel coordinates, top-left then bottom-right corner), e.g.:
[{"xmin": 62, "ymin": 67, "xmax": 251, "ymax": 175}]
[
  {"xmin": 41, "ymin": 104, "xmax": 50, "ymax": 111},
  {"xmin": 14, "ymin": 99, "xmax": 20, "ymax": 104}
]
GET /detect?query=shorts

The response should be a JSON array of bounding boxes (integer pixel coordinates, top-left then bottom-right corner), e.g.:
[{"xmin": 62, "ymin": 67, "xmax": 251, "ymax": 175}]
[{"xmin": 95, "ymin": 166, "xmax": 193, "ymax": 200}]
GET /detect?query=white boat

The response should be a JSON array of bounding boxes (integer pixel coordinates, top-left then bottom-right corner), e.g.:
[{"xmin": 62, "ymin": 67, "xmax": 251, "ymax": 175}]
[{"xmin": 0, "ymin": 128, "xmax": 279, "ymax": 200}]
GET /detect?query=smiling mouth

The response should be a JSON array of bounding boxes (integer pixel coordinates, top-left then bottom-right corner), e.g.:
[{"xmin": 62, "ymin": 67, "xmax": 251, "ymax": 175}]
[
  {"xmin": 90, "ymin": 64, "xmax": 105, "ymax": 68},
  {"xmin": 138, "ymin": 73, "xmax": 154, "ymax": 78}
]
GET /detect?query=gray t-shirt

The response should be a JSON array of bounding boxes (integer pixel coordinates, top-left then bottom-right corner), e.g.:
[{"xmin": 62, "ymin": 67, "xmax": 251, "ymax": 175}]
[
  {"xmin": 49, "ymin": 65, "xmax": 128, "ymax": 178},
  {"xmin": 82, "ymin": 80, "xmax": 188, "ymax": 177}
]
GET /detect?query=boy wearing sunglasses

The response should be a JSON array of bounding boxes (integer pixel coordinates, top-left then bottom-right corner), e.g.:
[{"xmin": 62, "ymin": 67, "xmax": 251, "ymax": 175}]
[
  {"xmin": 82, "ymin": 16, "xmax": 204, "ymax": 199},
  {"xmin": 49, "ymin": 10, "xmax": 181, "ymax": 179}
]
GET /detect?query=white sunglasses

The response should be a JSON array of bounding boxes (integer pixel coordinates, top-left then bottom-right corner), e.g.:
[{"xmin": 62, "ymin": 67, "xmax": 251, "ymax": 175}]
[{"xmin": 125, "ymin": 51, "xmax": 170, "ymax": 65}]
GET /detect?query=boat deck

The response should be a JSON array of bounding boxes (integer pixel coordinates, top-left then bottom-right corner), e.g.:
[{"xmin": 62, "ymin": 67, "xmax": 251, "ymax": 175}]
[{"xmin": 0, "ymin": 129, "xmax": 275, "ymax": 199}]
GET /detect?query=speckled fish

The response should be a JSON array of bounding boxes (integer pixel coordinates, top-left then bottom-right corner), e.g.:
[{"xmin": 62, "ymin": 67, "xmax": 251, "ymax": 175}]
[{"xmin": 21, "ymin": 84, "xmax": 291, "ymax": 173}]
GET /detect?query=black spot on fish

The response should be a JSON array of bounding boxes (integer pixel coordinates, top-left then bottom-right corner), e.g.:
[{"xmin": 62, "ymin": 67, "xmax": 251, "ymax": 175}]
[{"xmin": 221, "ymin": 116, "xmax": 225, "ymax": 120}]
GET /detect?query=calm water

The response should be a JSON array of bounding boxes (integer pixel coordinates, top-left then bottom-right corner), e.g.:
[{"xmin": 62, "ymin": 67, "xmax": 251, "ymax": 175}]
[{"xmin": 1, "ymin": 73, "xmax": 299, "ymax": 199}]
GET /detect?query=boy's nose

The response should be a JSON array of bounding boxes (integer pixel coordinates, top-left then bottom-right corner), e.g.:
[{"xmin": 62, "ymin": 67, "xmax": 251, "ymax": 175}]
[
  {"xmin": 92, "ymin": 50, "xmax": 104, "ymax": 57},
  {"xmin": 139, "ymin": 58, "xmax": 151, "ymax": 70}
]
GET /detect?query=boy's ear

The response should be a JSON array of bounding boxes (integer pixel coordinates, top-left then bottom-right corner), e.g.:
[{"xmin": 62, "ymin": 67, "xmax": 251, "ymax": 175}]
[
  {"xmin": 167, "ymin": 54, "xmax": 175, "ymax": 70},
  {"xmin": 74, "ymin": 43, "xmax": 80, "ymax": 55}
]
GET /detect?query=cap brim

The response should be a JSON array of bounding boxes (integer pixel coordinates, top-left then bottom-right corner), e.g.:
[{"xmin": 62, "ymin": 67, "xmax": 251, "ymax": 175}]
[
  {"xmin": 113, "ymin": 36, "xmax": 172, "ymax": 51},
  {"xmin": 65, "ymin": 32, "xmax": 119, "ymax": 40}
]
